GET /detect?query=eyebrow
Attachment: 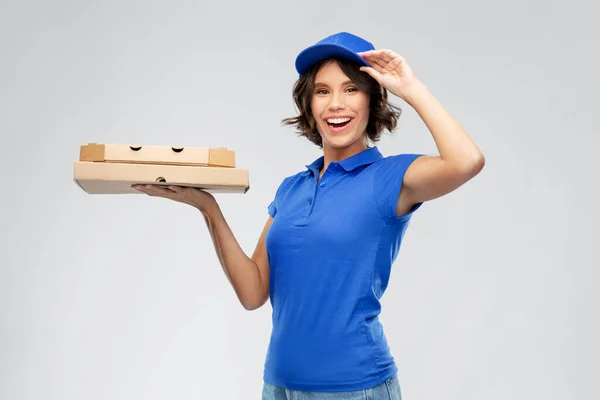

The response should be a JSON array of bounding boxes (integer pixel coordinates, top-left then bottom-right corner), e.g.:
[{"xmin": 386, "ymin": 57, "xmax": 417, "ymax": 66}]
[{"xmin": 314, "ymin": 80, "xmax": 354, "ymax": 87}]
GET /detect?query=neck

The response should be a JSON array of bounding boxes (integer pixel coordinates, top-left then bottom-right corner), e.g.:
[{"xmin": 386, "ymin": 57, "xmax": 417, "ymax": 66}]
[{"xmin": 319, "ymin": 136, "xmax": 369, "ymax": 178}]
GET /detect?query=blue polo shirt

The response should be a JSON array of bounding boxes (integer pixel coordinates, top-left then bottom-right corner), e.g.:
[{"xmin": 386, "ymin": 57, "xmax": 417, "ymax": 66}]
[{"xmin": 263, "ymin": 146, "xmax": 424, "ymax": 392}]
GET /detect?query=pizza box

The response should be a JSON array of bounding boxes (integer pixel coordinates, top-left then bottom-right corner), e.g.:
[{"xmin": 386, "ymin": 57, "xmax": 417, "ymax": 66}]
[
  {"xmin": 73, "ymin": 143, "xmax": 249, "ymax": 194},
  {"xmin": 79, "ymin": 143, "xmax": 235, "ymax": 167}
]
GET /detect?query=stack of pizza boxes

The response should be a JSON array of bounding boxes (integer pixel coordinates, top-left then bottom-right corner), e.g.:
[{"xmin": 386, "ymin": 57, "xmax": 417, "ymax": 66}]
[{"xmin": 73, "ymin": 143, "xmax": 249, "ymax": 194}]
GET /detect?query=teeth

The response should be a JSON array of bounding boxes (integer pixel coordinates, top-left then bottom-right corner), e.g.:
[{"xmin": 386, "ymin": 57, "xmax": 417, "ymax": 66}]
[{"xmin": 327, "ymin": 117, "xmax": 351, "ymax": 124}]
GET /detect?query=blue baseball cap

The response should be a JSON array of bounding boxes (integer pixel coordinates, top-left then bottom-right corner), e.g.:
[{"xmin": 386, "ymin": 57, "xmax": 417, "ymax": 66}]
[{"xmin": 294, "ymin": 32, "xmax": 375, "ymax": 76}]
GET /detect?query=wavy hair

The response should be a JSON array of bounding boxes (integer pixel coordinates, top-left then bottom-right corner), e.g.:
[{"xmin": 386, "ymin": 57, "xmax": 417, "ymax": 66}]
[{"xmin": 281, "ymin": 56, "xmax": 402, "ymax": 147}]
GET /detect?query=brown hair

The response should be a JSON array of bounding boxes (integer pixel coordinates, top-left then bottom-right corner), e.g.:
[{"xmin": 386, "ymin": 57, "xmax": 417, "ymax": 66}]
[{"xmin": 281, "ymin": 56, "xmax": 403, "ymax": 148}]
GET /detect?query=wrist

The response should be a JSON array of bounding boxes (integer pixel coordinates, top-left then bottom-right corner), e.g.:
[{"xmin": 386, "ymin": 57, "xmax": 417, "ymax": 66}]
[
  {"xmin": 399, "ymin": 80, "xmax": 428, "ymax": 104},
  {"xmin": 198, "ymin": 199, "xmax": 220, "ymax": 218}
]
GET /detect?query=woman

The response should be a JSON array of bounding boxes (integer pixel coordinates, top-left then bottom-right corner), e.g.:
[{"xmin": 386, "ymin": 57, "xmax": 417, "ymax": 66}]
[{"xmin": 133, "ymin": 32, "xmax": 485, "ymax": 399}]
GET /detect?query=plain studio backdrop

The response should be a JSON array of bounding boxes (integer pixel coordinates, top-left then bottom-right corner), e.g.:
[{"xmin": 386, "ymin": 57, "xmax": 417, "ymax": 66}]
[{"xmin": 1, "ymin": 0, "xmax": 597, "ymax": 399}]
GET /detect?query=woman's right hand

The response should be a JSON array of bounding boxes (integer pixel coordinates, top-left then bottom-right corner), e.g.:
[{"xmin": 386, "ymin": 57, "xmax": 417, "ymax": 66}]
[
  {"xmin": 132, "ymin": 184, "xmax": 218, "ymax": 213},
  {"xmin": 132, "ymin": 182, "xmax": 271, "ymax": 310}
]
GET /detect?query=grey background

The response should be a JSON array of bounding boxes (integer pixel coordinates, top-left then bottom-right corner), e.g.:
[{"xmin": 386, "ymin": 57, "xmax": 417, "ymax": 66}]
[{"xmin": 1, "ymin": 0, "xmax": 598, "ymax": 399}]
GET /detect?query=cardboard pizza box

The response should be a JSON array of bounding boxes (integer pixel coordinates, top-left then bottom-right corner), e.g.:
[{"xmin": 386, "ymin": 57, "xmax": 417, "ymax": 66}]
[
  {"xmin": 73, "ymin": 143, "xmax": 249, "ymax": 194},
  {"xmin": 79, "ymin": 143, "xmax": 236, "ymax": 167}
]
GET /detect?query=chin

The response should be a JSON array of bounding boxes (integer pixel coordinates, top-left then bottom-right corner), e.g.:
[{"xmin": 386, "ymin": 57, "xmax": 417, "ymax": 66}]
[{"xmin": 322, "ymin": 133, "xmax": 362, "ymax": 149}]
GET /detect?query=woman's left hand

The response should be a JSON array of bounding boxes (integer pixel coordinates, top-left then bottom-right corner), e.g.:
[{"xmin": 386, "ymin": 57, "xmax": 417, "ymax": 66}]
[{"xmin": 357, "ymin": 49, "xmax": 421, "ymax": 100}]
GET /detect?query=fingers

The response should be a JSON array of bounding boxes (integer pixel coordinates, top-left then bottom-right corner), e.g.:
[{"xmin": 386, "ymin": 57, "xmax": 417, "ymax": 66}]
[
  {"xmin": 359, "ymin": 49, "xmax": 405, "ymax": 72},
  {"xmin": 371, "ymin": 57, "xmax": 389, "ymax": 72},
  {"xmin": 378, "ymin": 49, "xmax": 404, "ymax": 65},
  {"xmin": 359, "ymin": 55, "xmax": 388, "ymax": 75},
  {"xmin": 133, "ymin": 184, "xmax": 176, "ymax": 198},
  {"xmin": 131, "ymin": 184, "xmax": 212, "ymax": 210},
  {"xmin": 381, "ymin": 52, "xmax": 405, "ymax": 73},
  {"xmin": 359, "ymin": 49, "xmax": 403, "ymax": 61},
  {"xmin": 133, "ymin": 184, "xmax": 201, "ymax": 201},
  {"xmin": 358, "ymin": 49, "xmax": 384, "ymax": 64},
  {"xmin": 132, "ymin": 184, "xmax": 151, "ymax": 194},
  {"xmin": 359, "ymin": 66, "xmax": 383, "ymax": 84},
  {"xmin": 168, "ymin": 185, "xmax": 200, "ymax": 197},
  {"xmin": 149, "ymin": 185, "xmax": 176, "ymax": 196}
]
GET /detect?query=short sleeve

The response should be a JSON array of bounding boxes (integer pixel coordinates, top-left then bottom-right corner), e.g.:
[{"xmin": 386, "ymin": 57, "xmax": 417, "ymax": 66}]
[
  {"xmin": 267, "ymin": 199, "xmax": 277, "ymax": 217},
  {"xmin": 373, "ymin": 154, "xmax": 424, "ymax": 220},
  {"xmin": 267, "ymin": 177, "xmax": 288, "ymax": 218}
]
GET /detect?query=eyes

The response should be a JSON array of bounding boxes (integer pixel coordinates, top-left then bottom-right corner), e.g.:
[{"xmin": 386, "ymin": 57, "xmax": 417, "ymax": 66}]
[{"xmin": 315, "ymin": 87, "xmax": 358, "ymax": 95}]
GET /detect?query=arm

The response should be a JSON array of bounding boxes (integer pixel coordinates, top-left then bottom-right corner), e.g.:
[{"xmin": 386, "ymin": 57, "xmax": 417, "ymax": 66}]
[
  {"xmin": 132, "ymin": 184, "xmax": 271, "ymax": 311},
  {"xmin": 357, "ymin": 50, "xmax": 485, "ymax": 216},
  {"xmin": 202, "ymin": 202, "xmax": 272, "ymax": 311},
  {"xmin": 396, "ymin": 81, "xmax": 485, "ymax": 215}
]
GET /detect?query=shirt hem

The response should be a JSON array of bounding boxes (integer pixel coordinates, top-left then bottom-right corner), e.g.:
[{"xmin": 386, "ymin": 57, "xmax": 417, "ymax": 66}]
[{"xmin": 263, "ymin": 364, "xmax": 398, "ymax": 392}]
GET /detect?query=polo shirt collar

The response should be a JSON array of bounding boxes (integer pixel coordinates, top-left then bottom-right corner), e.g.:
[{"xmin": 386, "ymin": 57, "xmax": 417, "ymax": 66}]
[{"xmin": 305, "ymin": 146, "xmax": 383, "ymax": 175}]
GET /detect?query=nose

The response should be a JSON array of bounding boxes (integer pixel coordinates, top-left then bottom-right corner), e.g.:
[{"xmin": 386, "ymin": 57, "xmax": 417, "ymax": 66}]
[{"xmin": 328, "ymin": 91, "xmax": 346, "ymax": 111}]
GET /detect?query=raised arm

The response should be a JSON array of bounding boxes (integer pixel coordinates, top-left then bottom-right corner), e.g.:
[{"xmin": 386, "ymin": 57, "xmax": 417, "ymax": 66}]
[
  {"xmin": 357, "ymin": 49, "xmax": 485, "ymax": 216},
  {"xmin": 396, "ymin": 80, "xmax": 485, "ymax": 215}
]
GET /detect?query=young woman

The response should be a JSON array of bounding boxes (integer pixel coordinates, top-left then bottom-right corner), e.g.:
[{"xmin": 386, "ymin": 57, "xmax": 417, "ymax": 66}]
[{"xmin": 133, "ymin": 32, "xmax": 484, "ymax": 399}]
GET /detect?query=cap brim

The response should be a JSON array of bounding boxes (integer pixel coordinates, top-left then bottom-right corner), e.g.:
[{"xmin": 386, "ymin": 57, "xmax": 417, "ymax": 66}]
[{"xmin": 295, "ymin": 43, "xmax": 370, "ymax": 76}]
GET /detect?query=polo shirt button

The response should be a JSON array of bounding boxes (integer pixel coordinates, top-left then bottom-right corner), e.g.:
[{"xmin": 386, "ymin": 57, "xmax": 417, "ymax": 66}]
[{"xmin": 319, "ymin": 182, "xmax": 325, "ymax": 187}]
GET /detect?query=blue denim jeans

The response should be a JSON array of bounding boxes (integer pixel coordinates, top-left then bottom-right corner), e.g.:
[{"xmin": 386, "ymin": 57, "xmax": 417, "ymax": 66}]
[{"xmin": 262, "ymin": 374, "xmax": 402, "ymax": 400}]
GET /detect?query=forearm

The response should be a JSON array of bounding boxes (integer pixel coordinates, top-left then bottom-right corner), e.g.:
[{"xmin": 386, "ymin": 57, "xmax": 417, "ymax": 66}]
[
  {"xmin": 200, "ymin": 203, "xmax": 263, "ymax": 310},
  {"xmin": 402, "ymin": 81, "xmax": 484, "ymax": 169}
]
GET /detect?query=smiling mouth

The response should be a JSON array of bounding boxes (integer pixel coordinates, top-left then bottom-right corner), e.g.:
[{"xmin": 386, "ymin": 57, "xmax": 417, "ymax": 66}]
[
  {"xmin": 329, "ymin": 121, "xmax": 350, "ymax": 128},
  {"xmin": 327, "ymin": 119, "xmax": 353, "ymax": 128}
]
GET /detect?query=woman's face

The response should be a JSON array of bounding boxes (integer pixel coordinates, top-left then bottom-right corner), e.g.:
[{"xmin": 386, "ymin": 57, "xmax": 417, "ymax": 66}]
[{"xmin": 310, "ymin": 61, "xmax": 370, "ymax": 152}]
